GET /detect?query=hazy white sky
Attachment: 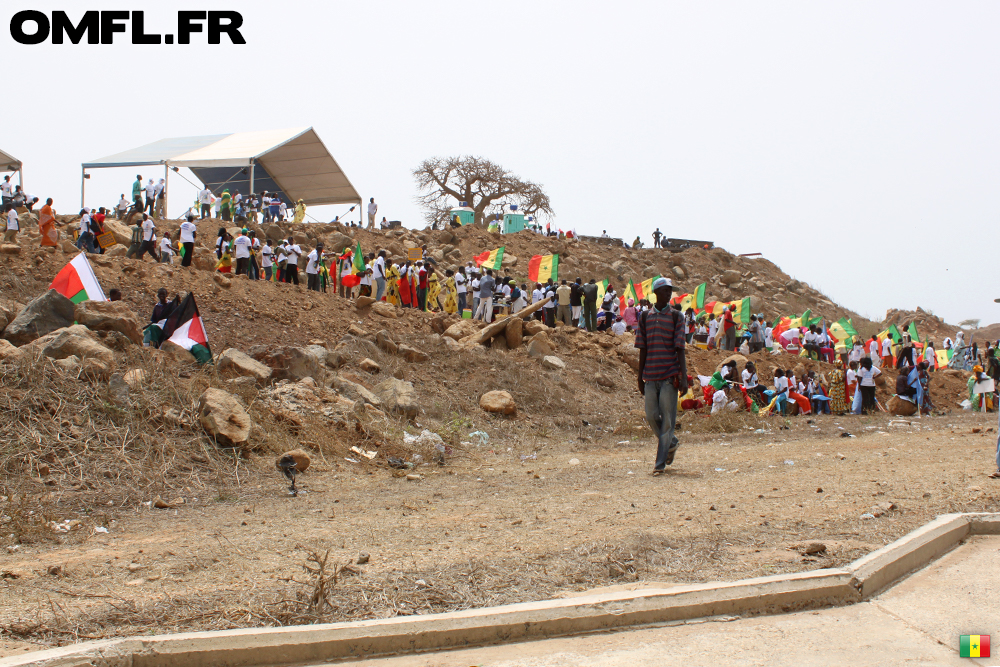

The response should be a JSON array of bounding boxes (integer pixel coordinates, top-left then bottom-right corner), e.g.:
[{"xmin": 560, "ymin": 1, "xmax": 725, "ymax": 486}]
[{"xmin": 4, "ymin": 1, "xmax": 998, "ymax": 325}]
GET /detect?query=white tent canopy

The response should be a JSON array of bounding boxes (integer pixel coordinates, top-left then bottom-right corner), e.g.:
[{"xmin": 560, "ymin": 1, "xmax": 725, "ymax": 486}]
[
  {"xmin": 82, "ymin": 127, "xmax": 360, "ymax": 207},
  {"xmin": 0, "ymin": 149, "xmax": 21, "ymax": 173}
]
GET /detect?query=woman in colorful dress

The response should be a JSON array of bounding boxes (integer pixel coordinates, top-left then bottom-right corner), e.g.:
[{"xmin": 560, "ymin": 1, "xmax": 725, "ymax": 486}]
[
  {"xmin": 38, "ymin": 198, "xmax": 58, "ymax": 247},
  {"xmin": 442, "ymin": 270, "xmax": 459, "ymax": 314},
  {"xmin": 828, "ymin": 358, "xmax": 848, "ymax": 414},
  {"xmin": 385, "ymin": 262, "xmax": 401, "ymax": 306},
  {"xmin": 293, "ymin": 199, "xmax": 306, "ymax": 224},
  {"xmin": 425, "ymin": 267, "xmax": 442, "ymax": 312}
]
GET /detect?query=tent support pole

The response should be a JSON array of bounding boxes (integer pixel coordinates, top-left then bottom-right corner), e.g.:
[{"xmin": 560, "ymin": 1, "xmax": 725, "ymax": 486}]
[
  {"xmin": 80, "ymin": 167, "xmax": 86, "ymax": 208},
  {"xmin": 18, "ymin": 168, "xmax": 22, "ymax": 190},
  {"xmin": 249, "ymin": 162, "xmax": 255, "ymax": 199},
  {"xmin": 164, "ymin": 163, "xmax": 170, "ymax": 220}
]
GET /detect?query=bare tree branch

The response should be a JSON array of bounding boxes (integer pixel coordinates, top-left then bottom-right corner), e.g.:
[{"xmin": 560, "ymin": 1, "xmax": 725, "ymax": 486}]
[{"xmin": 412, "ymin": 156, "xmax": 555, "ymax": 229}]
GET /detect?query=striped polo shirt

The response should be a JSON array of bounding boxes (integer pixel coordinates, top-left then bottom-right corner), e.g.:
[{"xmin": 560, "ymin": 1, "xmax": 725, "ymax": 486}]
[{"xmin": 635, "ymin": 307, "xmax": 686, "ymax": 382}]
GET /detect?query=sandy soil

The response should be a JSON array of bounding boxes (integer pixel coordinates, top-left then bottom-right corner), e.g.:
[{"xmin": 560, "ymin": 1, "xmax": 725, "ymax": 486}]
[{"xmin": 2, "ymin": 410, "xmax": 998, "ymax": 658}]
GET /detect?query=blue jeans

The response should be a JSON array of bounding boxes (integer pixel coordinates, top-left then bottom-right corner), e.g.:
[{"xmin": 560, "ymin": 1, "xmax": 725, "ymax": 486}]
[
  {"xmin": 644, "ymin": 380, "xmax": 679, "ymax": 470},
  {"xmin": 76, "ymin": 232, "xmax": 97, "ymax": 253},
  {"xmin": 458, "ymin": 292, "xmax": 467, "ymax": 314},
  {"xmin": 375, "ymin": 277, "xmax": 386, "ymax": 301}
]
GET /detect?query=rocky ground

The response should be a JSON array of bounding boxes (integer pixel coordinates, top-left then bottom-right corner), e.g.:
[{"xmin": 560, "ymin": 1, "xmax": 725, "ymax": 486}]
[{"xmin": 0, "ymin": 213, "xmax": 996, "ymax": 657}]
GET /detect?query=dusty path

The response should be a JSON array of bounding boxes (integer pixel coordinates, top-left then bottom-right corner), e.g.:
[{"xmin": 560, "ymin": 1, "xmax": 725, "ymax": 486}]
[{"xmin": 1, "ymin": 412, "xmax": 998, "ymax": 657}]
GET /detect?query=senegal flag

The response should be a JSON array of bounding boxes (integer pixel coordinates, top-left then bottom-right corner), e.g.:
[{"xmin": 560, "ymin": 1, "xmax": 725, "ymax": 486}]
[
  {"xmin": 596, "ymin": 278, "xmax": 609, "ymax": 302},
  {"xmin": 908, "ymin": 321, "xmax": 921, "ymax": 343},
  {"xmin": 160, "ymin": 293, "xmax": 212, "ymax": 365},
  {"xmin": 474, "ymin": 246, "xmax": 504, "ymax": 270},
  {"xmin": 49, "ymin": 253, "xmax": 106, "ymax": 303},
  {"xmin": 640, "ymin": 277, "xmax": 659, "ymax": 305},
  {"xmin": 960, "ymin": 635, "xmax": 990, "ymax": 658},
  {"xmin": 693, "ymin": 283, "xmax": 706, "ymax": 310},
  {"xmin": 352, "ymin": 241, "xmax": 365, "ymax": 273},
  {"xmin": 829, "ymin": 317, "xmax": 858, "ymax": 349},
  {"xmin": 528, "ymin": 254, "xmax": 559, "ymax": 282}
]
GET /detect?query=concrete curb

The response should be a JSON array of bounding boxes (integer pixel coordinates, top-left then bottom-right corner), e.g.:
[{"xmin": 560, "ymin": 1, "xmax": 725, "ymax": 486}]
[{"xmin": 4, "ymin": 512, "xmax": 998, "ymax": 667}]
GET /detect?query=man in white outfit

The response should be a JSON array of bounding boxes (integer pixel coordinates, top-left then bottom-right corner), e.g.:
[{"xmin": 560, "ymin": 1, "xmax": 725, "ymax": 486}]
[{"xmin": 367, "ymin": 198, "xmax": 377, "ymax": 229}]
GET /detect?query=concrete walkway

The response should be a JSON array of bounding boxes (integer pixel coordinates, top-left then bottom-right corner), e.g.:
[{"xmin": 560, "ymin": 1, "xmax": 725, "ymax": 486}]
[{"xmin": 331, "ymin": 536, "xmax": 1000, "ymax": 667}]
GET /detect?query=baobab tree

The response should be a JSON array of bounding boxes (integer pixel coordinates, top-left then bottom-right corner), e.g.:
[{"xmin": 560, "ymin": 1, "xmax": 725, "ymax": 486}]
[{"xmin": 413, "ymin": 156, "xmax": 554, "ymax": 228}]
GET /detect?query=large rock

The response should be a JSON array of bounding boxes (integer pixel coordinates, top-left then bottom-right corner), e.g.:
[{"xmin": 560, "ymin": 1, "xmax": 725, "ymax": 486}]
[
  {"xmin": 375, "ymin": 378, "xmax": 419, "ymax": 418},
  {"xmin": 354, "ymin": 296, "xmax": 376, "ymax": 308},
  {"xmin": 887, "ymin": 395, "xmax": 919, "ymax": 416},
  {"xmin": 444, "ymin": 319, "xmax": 479, "ymax": 341},
  {"xmin": 263, "ymin": 346, "xmax": 325, "ymax": 383},
  {"xmin": 527, "ymin": 335, "xmax": 554, "ymax": 359},
  {"xmin": 331, "ymin": 377, "xmax": 382, "ymax": 408},
  {"xmin": 102, "ymin": 218, "xmax": 133, "ymax": 246},
  {"xmin": 371, "ymin": 301, "xmax": 398, "ymax": 319},
  {"xmin": 74, "ymin": 301, "xmax": 143, "ymax": 345},
  {"xmin": 376, "ymin": 330, "xmax": 398, "ymax": 354},
  {"xmin": 398, "ymin": 344, "xmax": 429, "ymax": 362},
  {"xmin": 327, "ymin": 233, "xmax": 353, "ymax": 253},
  {"xmin": 480, "ymin": 390, "xmax": 517, "ymax": 415},
  {"xmin": 278, "ymin": 448, "xmax": 311, "ymax": 473},
  {"xmin": 672, "ymin": 265, "xmax": 687, "ymax": 280},
  {"xmin": 542, "ymin": 355, "xmax": 566, "ymax": 370},
  {"xmin": 0, "ymin": 338, "xmax": 22, "ymax": 361},
  {"xmin": 720, "ymin": 270, "xmax": 742, "ymax": 286},
  {"xmin": 523, "ymin": 319, "xmax": 547, "ymax": 336},
  {"xmin": 218, "ymin": 348, "xmax": 273, "ymax": 384},
  {"xmin": 715, "ymin": 354, "xmax": 748, "ymax": 375},
  {"xmin": 3, "ymin": 290, "xmax": 76, "ymax": 346},
  {"xmin": 501, "ymin": 253, "xmax": 518, "ymax": 268},
  {"xmin": 505, "ymin": 317, "xmax": 523, "ymax": 349},
  {"xmin": 39, "ymin": 325, "xmax": 115, "ymax": 366},
  {"xmin": 198, "ymin": 388, "xmax": 251, "ymax": 447}
]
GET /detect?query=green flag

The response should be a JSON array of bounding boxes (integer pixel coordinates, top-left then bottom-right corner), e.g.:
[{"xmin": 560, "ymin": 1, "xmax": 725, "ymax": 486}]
[
  {"xmin": 888, "ymin": 324, "xmax": 903, "ymax": 343},
  {"xmin": 907, "ymin": 322, "xmax": 920, "ymax": 343},
  {"xmin": 352, "ymin": 241, "xmax": 365, "ymax": 273}
]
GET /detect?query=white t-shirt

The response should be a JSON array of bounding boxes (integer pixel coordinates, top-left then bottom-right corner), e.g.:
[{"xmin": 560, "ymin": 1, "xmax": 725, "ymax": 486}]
[
  {"xmin": 6, "ymin": 208, "xmax": 18, "ymax": 231},
  {"xmin": 708, "ymin": 320, "xmax": 719, "ymax": 339},
  {"xmin": 306, "ymin": 249, "xmax": 321, "ymax": 275},
  {"xmin": 924, "ymin": 346, "xmax": 935, "ymax": 364},
  {"xmin": 858, "ymin": 367, "xmax": 879, "ymax": 387},
  {"xmin": 611, "ymin": 320, "xmax": 627, "ymax": 335},
  {"xmin": 261, "ymin": 244, "xmax": 273, "ymax": 268},
  {"xmin": 179, "ymin": 221, "xmax": 197, "ymax": 243},
  {"xmin": 472, "ymin": 279, "xmax": 480, "ymax": 298},
  {"xmin": 764, "ymin": 327, "xmax": 774, "ymax": 347},
  {"xmin": 372, "ymin": 256, "xmax": 386, "ymax": 279},
  {"xmin": 882, "ymin": 337, "xmax": 892, "ymax": 356},
  {"xmin": 869, "ymin": 340, "xmax": 879, "ymax": 357},
  {"xmin": 276, "ymin": 245, "xmax": 288, "ymax": 264},
  {"xmin": 774, "ymin": 376, "xmax": 788, "ymax": 394},
  {"xmin": 160, "ymin": 237, "xmax": 174, "ymax": 255},
  {"xmin": 285, "ymin": 244, "xmax": 301, "ymax": 264},
  {"xmin": 145, "ymin": 182, "xmax": 155, "ymax": 198},
  {"xmin": 532, "ymin": 288, "xmax": 543, "ymax": 304},
  {"xmin": 198, "ymin": 189, "xmax": 212, "ymax": 204},
  {"xmin": 233, "ymin": 235, "xmax": 252, "ymax": 259},
  {"xmin": 368, "ymin": 202, "xmax": 377, "ymax": 216},
  {"xmin": 742, "ymin": 369, "xmax": 757, "ymax": 388},
  {"xmin": 141, "ymin": 218, "xmax": 155, "ymax": 241},
  {"xmin": 117, "ymin": 197, "xmax": 129, "ymax": 211},
  {"xmin": 846, "ymin": 369, "xmax": 857, "ymax": 386},
  {"xmin": 804, "ymin": 331, "xmax": 816, "ymax": 345},
  {"xmin": 0, "ymin": 181, "xmax": 11, "ymax": 197},
  {"xmin": 455, "ymin": 272, "xmax": 467, "ymax": 294}
]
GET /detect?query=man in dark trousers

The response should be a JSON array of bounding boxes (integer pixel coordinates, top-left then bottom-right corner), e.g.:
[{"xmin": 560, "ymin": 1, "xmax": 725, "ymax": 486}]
[
  {"xmin": 581, "ymin": 279, "xmax": 599, "ymax": 332},
  {"xmin": 652, "ymin": 228, "xmax": 663, "ymax": 248},
  {"xmin": 635, "ymin": 277, "xmax": 688, "ymax": 474}
]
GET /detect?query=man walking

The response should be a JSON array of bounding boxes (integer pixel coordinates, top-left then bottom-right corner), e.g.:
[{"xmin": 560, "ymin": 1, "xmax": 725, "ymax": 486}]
[
  {"xmin": 136, "ymin": 213, "xmax": 157, "ymax": 260},
  {"xmin": 582, "ymin": 279, "xmax": 599, "ymax": 332},
  {"xmin": 367, "ymin": 197, "xmax": 377, "ymax": 229},
  {"xmin": 178, "ymin": 213, "xmax": 197, "ymax": 267},
  {"xmin": 635, "ymin": 277, "xmax": 688, "ymax": 474}
]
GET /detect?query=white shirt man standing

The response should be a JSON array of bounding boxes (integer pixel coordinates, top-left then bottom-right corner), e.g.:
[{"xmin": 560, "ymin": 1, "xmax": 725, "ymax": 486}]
[
  {"xmin": 198, "ymin": 187, "xmax": 213, "ymax": 219},
  {"xmin": 260, "ymin": 241, "xmax": 274, "ymax": 281},
  {"xmin": 306, "ymin": 242, "xmax": 325, "ymax": 292},
  {"xmin": 144, "ymin": 179, "xmax": 156, "ymax": 215},
  {"xmin": 367, "ymin": 197, "xmax": 377, "ymax": 229},
  {"xmin": 372, "ymin": 251, "xmax": 387, "ymax": 301},
  {"xmin": 233, "ymin": 231, "xmax": 252, "ymax": 276},
  {"xmin": 283, "ymin": 238, "xmax": 302, "ymax": 285}
]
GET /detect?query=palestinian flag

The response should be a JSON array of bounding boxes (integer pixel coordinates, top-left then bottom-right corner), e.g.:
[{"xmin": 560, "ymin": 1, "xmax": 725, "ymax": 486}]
[
  {"xmin": 160, "ymin": 293, "xmax": 212, "ymax": 364},
  {"xmin": 474, "ymin": 246, "xmax": 505, "ymax": 270},
  {"xmin": 528, "ymin": 254, "xmax": 559, "ymax": 282},
  {"xmin": 49, "ymin": 253, "xmax": 106, "ymax": 304}
]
